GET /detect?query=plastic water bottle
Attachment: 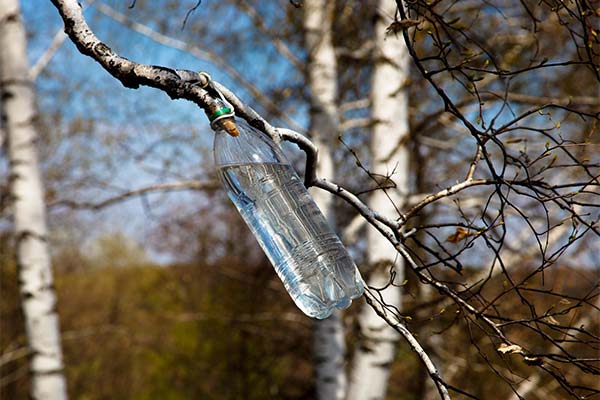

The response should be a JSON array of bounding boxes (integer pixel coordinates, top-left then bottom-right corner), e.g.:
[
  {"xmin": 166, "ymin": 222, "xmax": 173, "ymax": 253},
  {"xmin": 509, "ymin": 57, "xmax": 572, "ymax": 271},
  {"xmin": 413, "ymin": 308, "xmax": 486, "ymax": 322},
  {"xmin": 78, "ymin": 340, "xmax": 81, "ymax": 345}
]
[{"xmin": 213, "ymin": 117, "xmax": 364, "ymax": 319}]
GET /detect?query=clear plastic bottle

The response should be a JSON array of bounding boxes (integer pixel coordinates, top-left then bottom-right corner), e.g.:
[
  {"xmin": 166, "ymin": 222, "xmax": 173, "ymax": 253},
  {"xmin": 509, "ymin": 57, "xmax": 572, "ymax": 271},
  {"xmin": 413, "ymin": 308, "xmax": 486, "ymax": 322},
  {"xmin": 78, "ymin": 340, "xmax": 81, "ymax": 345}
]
[{"xmin": 213, "ymin": 117, "xmax": 364, "ymax": 319}]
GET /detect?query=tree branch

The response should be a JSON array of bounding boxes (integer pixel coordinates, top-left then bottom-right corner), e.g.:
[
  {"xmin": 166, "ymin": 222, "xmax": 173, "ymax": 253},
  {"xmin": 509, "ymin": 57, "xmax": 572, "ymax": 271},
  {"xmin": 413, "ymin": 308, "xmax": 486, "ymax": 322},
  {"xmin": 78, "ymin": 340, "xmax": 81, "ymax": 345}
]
[
  {"xmin": 50, "ymin": 0, "xmax": 222, "ymax": 118},
  {"xmin": 93, "ymin": 2, "xmax": 304, "ymax": 133},
  {"xmin": 30, "ymin": 0, "xmax": 96, "ymax": 79},
  {"xmin": 49, "ymin": 180, "xmax": 219, "ymax": 211},
  {"xmin": 401, "ymin": 179, "xmax": 494, "ymax": 224},
  {"xmin": 234, "ymin": 0, "xmax": 303, "ymax": 71},
  {"xmin": 339, "ymin": 98, "xmax": 370, "ymax": 114},
  {"xmin": 363, "ymin": 288, "xmax": 452, "ymax": 400}
]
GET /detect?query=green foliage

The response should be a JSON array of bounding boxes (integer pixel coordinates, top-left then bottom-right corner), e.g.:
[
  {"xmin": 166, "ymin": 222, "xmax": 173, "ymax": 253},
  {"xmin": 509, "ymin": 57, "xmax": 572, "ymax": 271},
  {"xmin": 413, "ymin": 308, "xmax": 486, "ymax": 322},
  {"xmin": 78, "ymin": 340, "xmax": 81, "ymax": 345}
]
[
  {"xmin": 1, "ymin": 231, "xmax": 315, "ymax": 399},
  {"xmin": 5, "ymin": 227, "xmax": 595, "ymax": 399},
  {"xmin": 0, "ymin": 233, "xmax": 30, "ymax": 400}
]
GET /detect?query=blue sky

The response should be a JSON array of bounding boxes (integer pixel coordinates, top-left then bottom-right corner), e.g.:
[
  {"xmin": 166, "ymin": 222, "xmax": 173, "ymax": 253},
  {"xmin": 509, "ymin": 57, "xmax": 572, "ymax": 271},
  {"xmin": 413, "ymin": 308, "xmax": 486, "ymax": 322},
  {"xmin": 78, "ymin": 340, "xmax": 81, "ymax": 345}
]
[
  {"xmin": 15, "ymin": 1, "xmax": 598, "ymax": 269},
  {"xmin": 20, "ymin": 1, "xmax": 309, "ymax": 263}
]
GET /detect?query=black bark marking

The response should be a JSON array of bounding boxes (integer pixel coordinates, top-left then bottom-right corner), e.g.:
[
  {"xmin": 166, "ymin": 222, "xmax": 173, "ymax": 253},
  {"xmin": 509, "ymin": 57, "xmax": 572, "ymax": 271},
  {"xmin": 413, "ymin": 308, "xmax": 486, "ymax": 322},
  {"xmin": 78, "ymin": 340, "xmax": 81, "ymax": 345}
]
[
  {"xmin": 150, "ymin": 65, "xmax": 178, "ymax": 77},
  {"xmin": 249, "ymin": 119, "xmax": 266, "ymax": 132},
  {"xmin": 93, "ymin": 42, "xmax": 112, "ymax": 57},
  {"xmin": 1, "ymin": 89, "xmax": 14, "ymax": 101},
  {"xmin": 16, "ymin": 229, "xmax": 47, "ymax": 243},
  {"xmin": 5, "ymin": 13, "xmax": 18, "ymax": 23}
]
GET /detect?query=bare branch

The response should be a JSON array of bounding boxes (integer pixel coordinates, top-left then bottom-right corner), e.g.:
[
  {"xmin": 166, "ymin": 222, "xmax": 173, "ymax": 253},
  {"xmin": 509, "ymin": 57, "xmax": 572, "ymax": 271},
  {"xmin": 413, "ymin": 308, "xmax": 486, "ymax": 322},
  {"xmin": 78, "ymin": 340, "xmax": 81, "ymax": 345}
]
[
  {"xmin": 181, "ymin": 0, "xmax": 202, "ymax": 30},
  {"xmin": 29, "ymin": 0, "xmax": 96, "ymax": 79},
  {"xmin": 336, "ymin": 40, "xmax": 374, "ymax": 61},
  {"xmin": 29, "ymin": 28, "xmax": 67, "ymax": 80},
  {"xmin": 401, "ymin": 179, "xmax": 494, "ymax": 224},
  {"xmin": 504, "ymin": 91, "xmax": 600, "ymax": 108},
  {"xmin": 363, "ymin": 288, "xmax": 451, "ymax": 400},
  {"xmin": 94, "ymin": 2, "xmax": 304, "ymax": 132},
  {"xmin": 234, "ymin": 0, "xmax": 303, "ymax": 71},
  {"xmin": 340, "ymin": 117, "xmax": 372, "ymax": 132},
  {"xmin": 50, "ymin": 0, "xmax": 222, "ymax": 117},
  {"xmin": 465, "ymin": 144, "xmax": 482, "ymax": 180},
  {"xmin": 49, "ymin": 180, "xmax": 219, "ymax": 211},
  {"xmin": 0, "ymin": 347, "xmax": 31, "ymax": 368},
  {"xmin": 339, "ymin": 98, "xmax": 370, "ymax": 114}
]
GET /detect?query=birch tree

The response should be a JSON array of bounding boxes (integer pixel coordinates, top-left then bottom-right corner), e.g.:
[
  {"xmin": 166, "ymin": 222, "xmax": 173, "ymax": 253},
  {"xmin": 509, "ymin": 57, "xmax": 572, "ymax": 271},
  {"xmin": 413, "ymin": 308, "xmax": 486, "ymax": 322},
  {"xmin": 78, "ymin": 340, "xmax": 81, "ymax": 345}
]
[
  {"xmin": 303, "ymin": 1, "xmax": 347, "ymax": 399},
  {"xmin": 0, "ymin": 1, "xmax": 68, "ymax": 399},
  {"xmin": 346, "ymin": 0, "xmax": 410, "ymax": 398}
]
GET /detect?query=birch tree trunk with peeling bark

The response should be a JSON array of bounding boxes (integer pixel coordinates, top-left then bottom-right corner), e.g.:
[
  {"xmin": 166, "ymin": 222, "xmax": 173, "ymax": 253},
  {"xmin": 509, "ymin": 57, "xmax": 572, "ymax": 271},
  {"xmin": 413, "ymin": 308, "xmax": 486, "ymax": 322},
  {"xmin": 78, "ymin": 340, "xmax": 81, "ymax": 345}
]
[
  {"xmin": 303, "ymin": 1, "xmax": 346, "ymax": 399},
  {"xmin": 347, "ymin": 0, "xmax": 410, "ymax": 398},
  {"xmin": 0, "ymin": 1, "xmax": 68, "ymax": 399}
]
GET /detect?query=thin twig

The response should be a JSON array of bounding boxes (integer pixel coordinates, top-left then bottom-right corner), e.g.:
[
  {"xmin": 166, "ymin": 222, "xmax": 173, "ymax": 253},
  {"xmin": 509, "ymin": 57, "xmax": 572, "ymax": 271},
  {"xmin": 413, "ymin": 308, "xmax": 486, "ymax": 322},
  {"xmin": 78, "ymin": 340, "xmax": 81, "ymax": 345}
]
[
  {"xmin": 49, "ymin": 180, "xmax": 219, "ymax": 210},
  {"xmin": 234, "ymin": 0, "xmax": 303, "ymax": 70},
  {"xmin": 363, "ymin": 288, "xmax": 452, "ymax": 400},
  {"xmin": 465, "ymin": 144, "xmax": 482, "ymax": 181}
]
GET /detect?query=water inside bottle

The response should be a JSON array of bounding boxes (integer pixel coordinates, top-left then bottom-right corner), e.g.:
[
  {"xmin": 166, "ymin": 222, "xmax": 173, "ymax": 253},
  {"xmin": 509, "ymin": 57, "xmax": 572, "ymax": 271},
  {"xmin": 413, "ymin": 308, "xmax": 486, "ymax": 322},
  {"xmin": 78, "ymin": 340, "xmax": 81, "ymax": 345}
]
[{"xmin": 218, "ymin": 161, "xmax": 364, "ymax": 319}]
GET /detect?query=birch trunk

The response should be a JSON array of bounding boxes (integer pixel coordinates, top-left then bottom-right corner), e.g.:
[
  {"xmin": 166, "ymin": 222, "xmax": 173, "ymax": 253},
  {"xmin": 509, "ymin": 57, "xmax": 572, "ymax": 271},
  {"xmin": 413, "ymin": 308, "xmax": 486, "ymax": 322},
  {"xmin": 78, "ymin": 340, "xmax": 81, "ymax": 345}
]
[
  {"xmin": 304, "ymin": 1, "xmax": 346, "ymax": 399},
  {"xmin": 0, "ymin": 1, "xmax": 68, "ymax": 399},
  {"xmin": 347, "ymin": 0, "xmax": 410, "ymax": 398}
]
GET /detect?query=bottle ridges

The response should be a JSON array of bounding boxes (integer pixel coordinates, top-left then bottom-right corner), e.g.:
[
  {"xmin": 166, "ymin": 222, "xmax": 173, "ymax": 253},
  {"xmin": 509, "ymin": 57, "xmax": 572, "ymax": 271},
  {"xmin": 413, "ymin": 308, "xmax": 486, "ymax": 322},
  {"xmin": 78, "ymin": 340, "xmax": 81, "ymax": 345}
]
[{"xmin": 218, "ymin": 162, "xmax": 364, "ymax": 318}]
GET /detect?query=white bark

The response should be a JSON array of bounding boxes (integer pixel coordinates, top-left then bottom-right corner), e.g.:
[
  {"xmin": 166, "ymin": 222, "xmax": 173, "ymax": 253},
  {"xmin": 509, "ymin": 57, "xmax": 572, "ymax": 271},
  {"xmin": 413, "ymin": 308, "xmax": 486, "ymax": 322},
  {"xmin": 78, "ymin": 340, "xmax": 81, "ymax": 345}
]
[
  {"xmin": 0, "ymin": 1, "xmax": 68, "ymax": 399},
  {"xmin": 304, "ymin": 1, "xmax": 347, "ymax": 399},
  {"xmin": 347, "ymin": 0, "xmax": 411, "ymax": 399}
]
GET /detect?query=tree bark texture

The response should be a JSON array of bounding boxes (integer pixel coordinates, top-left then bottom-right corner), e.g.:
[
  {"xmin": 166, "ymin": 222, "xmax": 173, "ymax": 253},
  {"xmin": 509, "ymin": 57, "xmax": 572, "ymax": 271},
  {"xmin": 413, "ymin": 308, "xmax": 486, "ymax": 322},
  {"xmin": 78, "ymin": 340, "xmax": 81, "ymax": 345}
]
[
  {"xmin": 303, "ymin": 1, "xmax": 347, "ymax": 399},
  {"xmin": 347, "ymin": 0, "xmax": 410, "ymax": 399},
  {"xmin": 0, "ymin": 1, "xmax": 68, "ymax": 399}
]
